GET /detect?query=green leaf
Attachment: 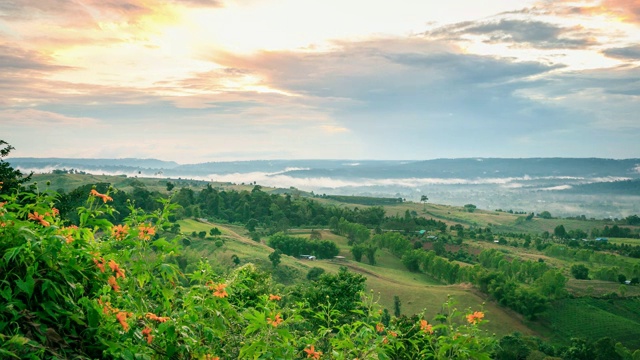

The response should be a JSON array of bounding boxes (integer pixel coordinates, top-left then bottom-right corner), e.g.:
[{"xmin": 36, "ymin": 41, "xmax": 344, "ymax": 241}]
[
  {"xmin": 15, "ymin": 274, "xmax": 35, "ymax": 299},
  {"xmin": 87, "ymin": 306, "xmax": 100, "ymax": 328},
  {"xmin": 0, "ymin": 286, "xmax": 12, "ymax": 301},
  {"xmin": 0, "ymin": 348, "xmax": 20, "ymax": 359}
]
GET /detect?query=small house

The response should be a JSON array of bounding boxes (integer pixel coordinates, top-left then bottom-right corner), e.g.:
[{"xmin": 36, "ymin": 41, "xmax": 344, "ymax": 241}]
[{"xmin": 299, "ymin": 255, "xmax": 316, "ymax": 260}]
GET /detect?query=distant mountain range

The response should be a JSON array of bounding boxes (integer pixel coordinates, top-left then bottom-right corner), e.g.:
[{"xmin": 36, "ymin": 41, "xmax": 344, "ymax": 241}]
[
  {"xmin": 7, "ymin": 157, "xmax": 640, "ymax": 217},
  {"xmin": 9, "ymin": 157, "xmax": 640, "ymax": 179}
]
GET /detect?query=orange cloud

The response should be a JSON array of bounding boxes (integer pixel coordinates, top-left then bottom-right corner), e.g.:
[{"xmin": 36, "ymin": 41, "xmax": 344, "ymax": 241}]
[{"xmin": 548, "ymin": 0, "xmax": 640, "ymax": 24}]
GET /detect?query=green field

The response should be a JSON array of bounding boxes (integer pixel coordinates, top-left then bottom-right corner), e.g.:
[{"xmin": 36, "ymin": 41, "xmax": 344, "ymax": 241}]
[
  {"xmin": 538, "ymin": 298, "xmax": 640, "ymax": 349},
  {"xmin": 178, "ymin": 220, "xmax": 535, "ymax": 337}
]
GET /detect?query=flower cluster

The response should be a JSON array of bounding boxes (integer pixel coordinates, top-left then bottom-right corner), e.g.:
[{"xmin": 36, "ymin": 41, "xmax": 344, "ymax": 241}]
[
  {"xmin": 115, "ymin": 311, "xmax": 132, "ymax": 331},
  {"xmin": 112, "ymin": 224, "xmax": 129, "ymax": 240},
  {"xmin": 466, "ymin": 311, "xmax": 485, "ymax": 324},
  {"xmin": 108, "ymin": 276, "xmax": 120, "ymax": 292},
  {"xmin": 138, "ymin": 224, "xmax": 155, "ymax": 240},
  {"xmin": 146, "ymin": 313, "xmax": 170, "ymax": 323},
  {"xmin": 28, "ymin": 211, "xmax": 50, "ymax": 227},
  {"xmin": 304, "ymin": 345, "xmax": 322, "ymax": 359},
  {"xmin": 93, "ymin": 257, "xmax": 107, "ymax": 272},
  {"xmin": 142, "ymin": 327, "xmax": 153, "ymax": 344},
  {"xmin": 210, "ymin": 283, "xmax": 228, "ymax": 298},
  {"xmin": 109, "ymin": 259, "xmax": 126, "ymax": 279},
  {"xmin": 267, "ymin": 313, "xmax": 283, "ymax": 327},
  {"xmin": 420, "ymin": 319, "xmax": 433, "ymax": 334},
  {"xmin": 90, "ymin": 189, "xmax": 113, "ymax": 203}
]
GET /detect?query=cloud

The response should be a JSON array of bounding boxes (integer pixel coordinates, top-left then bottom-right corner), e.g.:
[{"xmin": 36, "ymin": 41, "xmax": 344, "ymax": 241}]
[
  {"xmin": 0, "ymin": 109, "xmax": 101, "ymax": 126},
  {"xmin": 551, "ymin": 0, "xmax": 640, "ymax": 24},
  {"xmin": 603, "ymin": 45, "xmax": 640, "ymax": 60},
  {"xmin": 514, "ymin": 65, "xmax": 640, "ymax": 129},
  {"xmin": 462, "ymin": 19, "xmax": 598, "ymax": 49},
  {"xmin": 0, "ymin": 44, "xmax": 70, "ymax": 71}
]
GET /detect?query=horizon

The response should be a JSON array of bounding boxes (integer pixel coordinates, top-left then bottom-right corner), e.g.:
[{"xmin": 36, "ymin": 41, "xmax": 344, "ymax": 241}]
[
  {"xmin": 6, "ymin": 155, "xmax": 640, "ymax": 166},
  {"xmin": 2, "ymin": 0, "xmax": 640, "ymax": 162}
]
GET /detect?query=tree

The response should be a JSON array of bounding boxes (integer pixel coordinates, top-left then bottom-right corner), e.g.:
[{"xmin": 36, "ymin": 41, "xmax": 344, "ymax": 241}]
[
  {"xmin": 393, "ymin": 295, "xmax": 402, "ymax": 317},
  {"xmin": 433, "ymin": 240, "xmax": 446, "ymax": 256},
  {"xmin": 536, "ymin": 270, "xmax": 567, "ymax": 299},
  {"xmin": 539, "ymin": 211, "xmax": 552, "ymax": 219},
  {"xmin": 351, "ymin": 244, "xmax": 365, "ymax": 262},
  {"xmin": 300, "ymin": 267, "xmax": 366, "ymax": 325},
  {"xmin": 463, "ymin": 204, "xmax": 477, "ymax": 213},
  {"xmin": 209, "ymin": 227, "xmax": 222, "ymax": 236},
  {"xmin": 306, "ymin": 267, "xmax": 325, "ymax": 281},
  {"xmin": 402, "ymin": 250, "xmax": 424, "ymax": 272},
  {"xmin": 619, "ymin": 284, "xmax": 627, "ymax": 297},
  {"xmin": 245, "ymin": 218, "xmax": 259, "ymax": 232},
  {"xmin": 494, "ymin": 333, "xmax": 531, "ymax": 360},
  {"xmin": 166, "ymin": 181, "xmax": 175, "ymax": 191},
  {"xmin": 420, "ymin": 195, "xmax": 428, "ymax": 210},
  {"xmin": 554, "ymin": 225, "xmax": 567, "ymax": 239},
  {"xmin": 0, "ymin": 140, "xmax": 32, "ymax": 195},
  {"xmin": 365, "ymin": 244, "xmax": 377, "ymax": 265},
  {"xmin": 618, "ymin": 274, "xmax": 627, "ymax": 284},
  {"xmin": 571, "ymin": 264, "xmax": 590, "ymax": 280},
  {"xmin": 268, "ymin": 249, "xmax": 282, "ymax": 268}
]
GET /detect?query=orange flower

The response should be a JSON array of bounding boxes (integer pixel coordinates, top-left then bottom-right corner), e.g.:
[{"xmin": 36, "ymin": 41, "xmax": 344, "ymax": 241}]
[
  {"xmin": 51, "ymin": 207, "xmax": 59, "ymax": 216},
  {"xmin": 212, "ymin": 283, "xmax": 228, "ymax": 298},
  {"xmin": 376, "ymin": 323, "xmax": 384, "ymax": 333},
  {"xmin": 420, "ymin": 319, "xmax": 433, "ymax": 334},
  {"xmin": 466, "ymin": 311, "xmax": 485, "ymax": 324},
  {"xmin": 28, "ymin": 212, "xmax": 50, "ymax": 227},
  {"xmin": 115, "ymin": 311, "xmax": 130, "ymax": 331},
  {"xmin": 103, "ymin": 304, "xmax": 117, "ymax": 315},
  {"xmin": 204, "ymin": 356, "xmax": 220, "ymax": 360},
  {"xmin": 146, "ymin": 313, "xmax": 170, "ymax": 323},
  {"xmin": 0, "ymin": 201, "xmax": 7, "ymax": 208},
  {"xmin": 108, "ymin": 276, "xmax": 120, "ymax": 292},
  {"xmin": 142, "ymin": 327, "xmax": 153, "ymax": 344},
  {"xmin": 64, "ymin": 234, "xmax": 74, "ymax": 244},
  {"xmin": 90, "ymin": 189, "xmax": 113, "ymax": 203},
  {"xmin": 382, "ymin": 336, "xmax": 389, "ymax": 344},
  {"xmin": 389, "ymin": 330, "xmax": 398, "ymax": 338},
  {"xmin": 138, "ymin": 224, "xmax": 156, "ymax": 240},
  {"xmin": 267, "ymin": 313, "xmax": 283, "ymax": 327},
  {"xmin": 269, "ymin": 294, "xmax": 282, "ymax": 301},
  {"xmin": 93, "ymin": 257, "xmax": 106, "ymax": 272},
  {"xmin": 304, "ymin": 345, "xmax": 322, "ymax": 359},
  {"xmin": 112, "ymin": 224, "xmax": 129, "ymax": 240},
  {"xmin": 109, "ymin": 259, "xmax": 126, "ymax": 279}
]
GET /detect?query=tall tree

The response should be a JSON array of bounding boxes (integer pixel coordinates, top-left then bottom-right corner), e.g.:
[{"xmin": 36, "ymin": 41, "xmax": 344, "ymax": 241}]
[
  {"xmin": 268, "ymin": 249, "xmax": 282, "ymax": 268},
  {"xmin": 0, "ymin": 140, "xmax": 32, "ymax": 195},
  {"xmin": 420, "ymin": 195, "xmax": 428, "ymax": 211}
]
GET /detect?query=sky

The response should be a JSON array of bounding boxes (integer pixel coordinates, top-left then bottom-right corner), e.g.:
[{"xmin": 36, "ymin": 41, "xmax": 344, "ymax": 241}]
[{"xmin": 1, "ymin": 0, "xmax": 639, "ymax": 163}]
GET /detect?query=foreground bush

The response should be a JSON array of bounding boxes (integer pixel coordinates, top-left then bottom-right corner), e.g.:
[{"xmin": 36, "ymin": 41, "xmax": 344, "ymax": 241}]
[{"xmin": 0, "ymin": 185, "xmax": 495, "ymax": 359}]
